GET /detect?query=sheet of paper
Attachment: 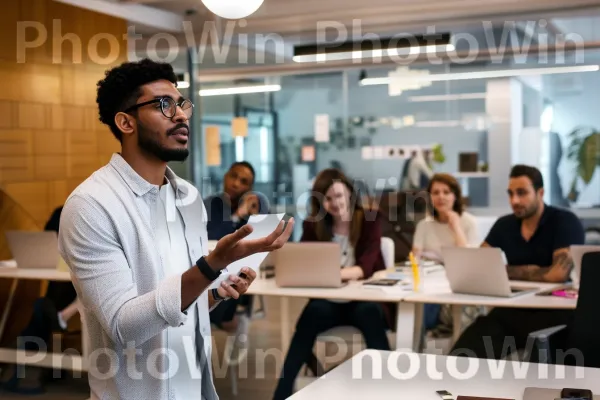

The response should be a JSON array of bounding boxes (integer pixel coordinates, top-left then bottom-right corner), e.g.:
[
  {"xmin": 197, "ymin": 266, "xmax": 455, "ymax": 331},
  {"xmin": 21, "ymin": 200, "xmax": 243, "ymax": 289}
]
[
  {"xmin": 361, "ymin": 146, "xmax": 373, "ymax": 160},
  {"xmin": 0, "ymin": 259, "xmax": 17, "ymax": 268},
  {"xmin": 209, "ymin": 213, "xmax": 286, "ymax": 289},
  {"xmin": 314, "ymin": 114, "xmax": 330, "ymax": 142},
  {"xmin": 373, "ymin": 146, "xmax": 384, "ymax": 159}
]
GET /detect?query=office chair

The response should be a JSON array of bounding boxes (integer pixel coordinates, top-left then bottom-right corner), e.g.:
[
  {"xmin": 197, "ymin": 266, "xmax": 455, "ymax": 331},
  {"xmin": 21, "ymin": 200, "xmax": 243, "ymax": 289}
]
[{"xmin": 529, "ymin": 251, "xmax": 600, "ymax": 368}]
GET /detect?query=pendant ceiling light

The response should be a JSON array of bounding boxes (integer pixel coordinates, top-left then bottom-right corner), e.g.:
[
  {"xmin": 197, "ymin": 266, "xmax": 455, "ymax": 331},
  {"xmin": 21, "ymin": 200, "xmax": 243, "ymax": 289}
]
[{"xmin": 201, "ymin": 0, "xmax": 265, "ymax": 19}]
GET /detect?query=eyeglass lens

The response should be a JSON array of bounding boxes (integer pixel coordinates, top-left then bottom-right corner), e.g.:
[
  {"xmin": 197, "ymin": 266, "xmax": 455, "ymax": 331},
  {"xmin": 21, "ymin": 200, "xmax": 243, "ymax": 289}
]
[{"xmin": 161, "ymin": 98, "xmax": 193, "ymax": 118}]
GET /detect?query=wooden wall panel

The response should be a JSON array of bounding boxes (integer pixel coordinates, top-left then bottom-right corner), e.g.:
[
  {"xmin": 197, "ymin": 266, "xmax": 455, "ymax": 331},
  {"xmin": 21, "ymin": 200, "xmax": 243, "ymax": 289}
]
[
  {"xmin": 0, "ymin": 130, "xmax": 33, "ymax": 156},
  {"xmin": 0, "ymin": 0, "xmax": 127, "ymax": 348},
  {"xmin": 18, "ymin": 103, "xmax": 48, "ymax": 129},
  {"xmin": 4, "ymin": 182, "xmax": 51, "ymax": 224},
  {"xmin": 48, "ymin": 180, "xmax": 69, "ymax": 210},
  {"xmin": 34, "ymin": 156, "xmax": 67, "ymax": 181},
  {"xmin": 97, "ymin": 131, "xmax": 121, "ymax": 154},
  {"xmin": 0, "ymin": 157, "xmax": 35, "ymax": 183},
  {"xmin": 33, "ymin": 130, "xmax": 66, "ymax": 155},
  {"xmin": 0, "ymin": 102, "xmax": 17, "ymax": 129},
  {"xmin": 0, "ymin": 0, "xmax": 127, "ymax": 226}
]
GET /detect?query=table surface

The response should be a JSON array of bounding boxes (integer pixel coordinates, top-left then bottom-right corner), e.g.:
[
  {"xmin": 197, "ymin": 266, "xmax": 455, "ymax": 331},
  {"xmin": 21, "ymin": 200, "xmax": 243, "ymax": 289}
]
[
  {"xmin": 247, "ymin": 278, "xmax": 412, "ymax": 302},
  {"xmin": 289, "ymin": 350, "xmax": 600, "ymax": 400},
  {"xmin": 402, "ymin": 271, "xmax": 577, "ymax": 309},
  {"xmin": 0, "ymin": 267, "xmax": 71, "ymax": 281},
  {"xmin": 0, "ymin": 267, "xmax": 577, "ymax": 310}
]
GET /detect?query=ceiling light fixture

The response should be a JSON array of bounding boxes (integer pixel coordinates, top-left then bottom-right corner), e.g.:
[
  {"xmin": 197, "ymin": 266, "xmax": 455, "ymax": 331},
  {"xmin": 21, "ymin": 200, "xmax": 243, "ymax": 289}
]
[
  {"xmin": 408, "ymin": 93, "xmax": 486, "ymax": 102},
  {"xmin": 414, "ymin": 120, "xmax": 462, "ymax": 128},
  {"xmin": 360, "ymin": 65, "xmax": 600, "ymax": 85},
  {"xmin": 177, "ymin": 81, "xmax": 190, "ymax": 89},
  {"xmin": 199, "ymin": 84, "xmax": 281, "ymax": 96},
  {"xmin": 293, "ymin": 33, "xmax": 453, "ymax": 63},
  {"xmin": 201, "ymin": 0, "xmax": 265, "ymax": 19}
]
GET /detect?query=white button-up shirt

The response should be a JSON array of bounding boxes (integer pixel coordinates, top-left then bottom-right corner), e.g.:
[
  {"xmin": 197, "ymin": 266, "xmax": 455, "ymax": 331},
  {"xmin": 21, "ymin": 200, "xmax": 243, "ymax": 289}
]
[{"xmin": 58, "ymin": 153, "xmax": 218, "ymax": 400}]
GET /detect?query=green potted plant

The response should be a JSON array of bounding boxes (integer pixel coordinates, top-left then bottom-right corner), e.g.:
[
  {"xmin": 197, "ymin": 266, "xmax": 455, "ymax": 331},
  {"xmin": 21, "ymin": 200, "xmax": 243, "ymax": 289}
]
[
  {"xmin": 431, "ymin": 143, "xmax": 446, "ymax": 165},
  {"xmin": 566, "ymin": 126, "xmax": 600, "ymax": 202}
]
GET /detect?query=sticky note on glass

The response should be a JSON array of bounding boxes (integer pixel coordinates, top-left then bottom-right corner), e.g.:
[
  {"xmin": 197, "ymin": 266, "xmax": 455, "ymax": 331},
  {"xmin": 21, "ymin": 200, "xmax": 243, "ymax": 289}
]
[
  {"xmin": 361, "ymin": 146, "xmax": 373, "ymax": 160},
  {"xmin": 314, "ymin": 114, "xmax": 330, "ymax": 142},
  {"xmin": 232, "ymin": 117, "xmax": 248, "ymax": 137},
  {"xmin": 301, "ymin": 145, "xmax": 315, "ymax": 162},
  {"xmin": 205, "ymin": 126, "xmax": 221, "ymax": 166}
]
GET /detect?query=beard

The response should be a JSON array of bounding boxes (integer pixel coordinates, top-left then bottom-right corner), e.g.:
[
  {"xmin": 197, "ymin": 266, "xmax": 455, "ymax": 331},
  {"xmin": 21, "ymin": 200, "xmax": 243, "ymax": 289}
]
[
  {"xmin": 514, "ymin": 200, "xmax": 539, "ymax": 219},
  {"xmin": 137, "ymin": 121, "xmax": 189, "ymax": 162}
]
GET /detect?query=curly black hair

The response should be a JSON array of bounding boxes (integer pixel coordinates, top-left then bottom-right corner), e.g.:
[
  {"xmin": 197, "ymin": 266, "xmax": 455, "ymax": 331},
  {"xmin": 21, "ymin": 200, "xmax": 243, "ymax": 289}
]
[{"xmin": 96, "ymin": 58, "xmax": 178, "ymax": 142}]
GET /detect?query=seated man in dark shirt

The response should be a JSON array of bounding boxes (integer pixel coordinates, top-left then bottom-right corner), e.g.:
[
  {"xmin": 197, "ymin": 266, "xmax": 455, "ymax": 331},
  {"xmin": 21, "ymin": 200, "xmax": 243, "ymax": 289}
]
[
  {"xmin": 204, "ymin": 161, "xmax": 269, "ymax": 362},
  {"xmin": 450, "ymin": 164, "xmax": 584, "ymax": 360}
]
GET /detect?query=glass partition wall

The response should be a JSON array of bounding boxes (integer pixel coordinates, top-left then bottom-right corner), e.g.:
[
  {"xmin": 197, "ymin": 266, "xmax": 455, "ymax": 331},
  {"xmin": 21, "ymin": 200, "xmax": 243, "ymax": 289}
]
[{"xmin": 195, "ymin": 49, "xmax": 600, "ymax": 211}]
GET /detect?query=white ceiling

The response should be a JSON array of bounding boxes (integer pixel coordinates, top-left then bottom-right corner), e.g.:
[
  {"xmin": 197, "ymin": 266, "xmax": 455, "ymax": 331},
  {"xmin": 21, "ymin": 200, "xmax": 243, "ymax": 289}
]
[
  {"xmin": 57, "ymin": 0, "xmax": 600, "ymax": 79},
  {"xmin": 70, "ymin": 0, "xmax": 600, "ymax": 36}
]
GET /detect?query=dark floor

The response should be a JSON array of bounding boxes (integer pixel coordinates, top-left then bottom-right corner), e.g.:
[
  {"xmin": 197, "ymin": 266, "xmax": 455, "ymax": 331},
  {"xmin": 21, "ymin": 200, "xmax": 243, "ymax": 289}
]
[
  {"xmin": 0, "ymin": 295, "xmax": 450, "ymax": 400},
  {"xmin": 0, "ymin": 296, "xmax": 312, "ymax": 400}
]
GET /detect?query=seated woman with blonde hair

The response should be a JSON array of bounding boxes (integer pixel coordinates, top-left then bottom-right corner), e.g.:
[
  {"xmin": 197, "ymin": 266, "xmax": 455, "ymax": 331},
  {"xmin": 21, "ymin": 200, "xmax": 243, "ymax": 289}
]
[
  {"xmin": 412, "ymin": 173, "xmax": 480, "ymax": 333},
  {"xmin": 273, "ymin": 168, "xmax": 390, "ymax": 400}
]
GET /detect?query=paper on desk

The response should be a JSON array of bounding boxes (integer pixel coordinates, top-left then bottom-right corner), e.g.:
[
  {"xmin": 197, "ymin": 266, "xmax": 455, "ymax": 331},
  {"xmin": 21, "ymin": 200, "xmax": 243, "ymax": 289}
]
[
  {"xmin": 0, "ymin": 259, "xmax": 17, "ymax": 268},
  {"xmin": 209, "ymin": 213, "xmax": 285, "ymax": 290}
]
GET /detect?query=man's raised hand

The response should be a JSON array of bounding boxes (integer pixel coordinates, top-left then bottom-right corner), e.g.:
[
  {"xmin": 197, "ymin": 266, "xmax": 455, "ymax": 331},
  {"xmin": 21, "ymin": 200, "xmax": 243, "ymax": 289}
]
[{"xmin": 205, "ymin": 217, "xmax": 295, "ymax": 271}]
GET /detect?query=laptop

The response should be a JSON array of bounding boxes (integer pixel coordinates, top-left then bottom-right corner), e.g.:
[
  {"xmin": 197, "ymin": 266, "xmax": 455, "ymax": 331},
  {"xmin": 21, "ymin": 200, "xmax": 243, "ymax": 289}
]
[
  {"xmin": 5, "ymin": 230, "xmax": 60, "ymax": 269},
  {"xmin": 570, "ymin": 245, "xmax": 600, "ymax": 289},
  {"xmin": 441, "ymin": 247, "xmax": 537, "ymax": 298},
  {"xmin": 274, "ymin": 242, "xmax": 345, "ymax": 288}
]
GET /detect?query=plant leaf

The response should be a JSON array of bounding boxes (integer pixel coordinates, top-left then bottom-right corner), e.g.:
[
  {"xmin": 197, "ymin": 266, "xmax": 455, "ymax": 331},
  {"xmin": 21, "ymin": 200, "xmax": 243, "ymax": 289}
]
[{"xmin": 577, "ymin": 133, "xmax": 599, "ymax": 184}]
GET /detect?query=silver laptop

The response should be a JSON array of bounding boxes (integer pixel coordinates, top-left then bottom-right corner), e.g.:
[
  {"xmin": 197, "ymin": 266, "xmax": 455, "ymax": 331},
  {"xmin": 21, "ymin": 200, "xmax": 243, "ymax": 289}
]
[
  {"xmin": 570, "ymin": 244, "xmax": 600, "ymax": 289},
  {"xmin": 274, "ymin": 242, "xmax": 345, "ymax": 288},
  {"xmin": 441, "ymin": 247, "xmax": 537, "ymax": 298},
  {"xmin": 5, "ymin": 230, "xmax": 60, "ymax": 269}
]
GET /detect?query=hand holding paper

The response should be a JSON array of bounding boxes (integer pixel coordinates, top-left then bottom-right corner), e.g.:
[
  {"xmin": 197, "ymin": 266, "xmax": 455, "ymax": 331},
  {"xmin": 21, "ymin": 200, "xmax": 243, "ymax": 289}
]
[{"xmin": 207, "ymin": 214, "xmax": 293, "ymax": 290}]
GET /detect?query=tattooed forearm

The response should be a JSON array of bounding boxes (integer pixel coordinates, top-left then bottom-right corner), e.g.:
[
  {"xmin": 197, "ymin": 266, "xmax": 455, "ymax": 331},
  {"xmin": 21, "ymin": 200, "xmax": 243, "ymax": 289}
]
[
  {"xmin": 506, "ymin": 250, "xmax": 573, "ymax": 283},
  {"xmin": 507, "ymin": 265, "xmax": 548, "ymax": 282},
  {"xmin": 547, "ymin": 251, "xmax": 573, "ymax": 282}
]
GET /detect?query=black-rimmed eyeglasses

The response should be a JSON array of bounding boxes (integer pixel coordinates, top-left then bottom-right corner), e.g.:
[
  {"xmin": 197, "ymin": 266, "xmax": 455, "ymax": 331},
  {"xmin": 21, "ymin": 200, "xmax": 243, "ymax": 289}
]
[{"xmin": 124, "ymin": 97, "xmax": 194, "ymax": 119}]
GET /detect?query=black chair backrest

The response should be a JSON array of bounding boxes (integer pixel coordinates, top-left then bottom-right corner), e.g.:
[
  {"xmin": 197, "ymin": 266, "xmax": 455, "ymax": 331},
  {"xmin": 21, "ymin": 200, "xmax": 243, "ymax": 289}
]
[{"xmin": 568, "ymin": 251, "xmax": 600, "ymax": 367}]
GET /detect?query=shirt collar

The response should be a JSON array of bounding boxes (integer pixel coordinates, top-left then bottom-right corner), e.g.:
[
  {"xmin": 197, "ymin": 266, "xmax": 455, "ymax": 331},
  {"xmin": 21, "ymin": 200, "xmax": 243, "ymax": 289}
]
[
  {"xmin": 109, "ymin": 153, "xmax": 187, "ymax": 197},
  {"xmin": 537, "ymin": 203, "xmax": 550, "ymax": 227}
]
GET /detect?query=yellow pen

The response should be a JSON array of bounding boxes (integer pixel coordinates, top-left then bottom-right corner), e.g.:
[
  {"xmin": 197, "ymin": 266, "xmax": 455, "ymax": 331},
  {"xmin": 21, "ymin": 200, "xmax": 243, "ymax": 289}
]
[{"xmin": 409, "ymin": 252, "xmax": 420, "ymax": 291}]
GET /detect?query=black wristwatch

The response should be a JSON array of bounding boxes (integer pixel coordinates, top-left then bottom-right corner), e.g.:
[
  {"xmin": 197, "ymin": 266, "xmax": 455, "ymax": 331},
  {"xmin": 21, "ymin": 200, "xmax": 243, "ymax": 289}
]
[
  {"xmin": 212, "ymin": 288, "xmax": 228, "ymax": 301},
  {"xmin": 196, "ymin": 256, "xmax": 220, "ymax": 281}
]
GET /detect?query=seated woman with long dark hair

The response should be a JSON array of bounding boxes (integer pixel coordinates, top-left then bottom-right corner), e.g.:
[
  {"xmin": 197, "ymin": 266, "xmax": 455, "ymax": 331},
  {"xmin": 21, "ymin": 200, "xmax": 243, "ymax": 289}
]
[{"xmin": 273, "ymin": 168, "xmax": 391, "ymax": 400}]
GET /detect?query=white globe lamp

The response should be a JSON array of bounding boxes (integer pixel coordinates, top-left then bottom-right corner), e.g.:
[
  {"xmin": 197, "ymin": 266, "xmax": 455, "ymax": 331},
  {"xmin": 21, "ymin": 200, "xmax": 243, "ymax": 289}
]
[{"xmin": 201, "ymin": 0, "xmax": 265, "ymax": 19}]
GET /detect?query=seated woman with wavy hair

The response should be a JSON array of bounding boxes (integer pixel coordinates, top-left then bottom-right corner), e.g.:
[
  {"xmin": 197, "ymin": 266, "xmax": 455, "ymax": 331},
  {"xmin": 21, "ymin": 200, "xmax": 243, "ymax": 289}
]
[
  {"xmin": 413, "ymin": 173, "xmax": 480, "ymax": 333},
  {"xmin": 273, "ymin": 168, "xmax": 391, "ymax": 400}
]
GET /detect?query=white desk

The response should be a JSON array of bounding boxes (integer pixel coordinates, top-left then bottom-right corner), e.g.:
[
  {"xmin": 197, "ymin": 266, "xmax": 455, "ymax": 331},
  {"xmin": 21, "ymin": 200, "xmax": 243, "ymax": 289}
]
[
  {"xmin": 289, "ymin": 349, "xmax": 600, "ymax": 399},
  {"xmin": 400, "ymin": 271, "xmax": 576, "ymax": 349},
  {"xmin": 0, "ymin": 267, "xmax": 70, "ymax": 282},
  {"xmin": 247, "ymin": 279, "xmax": 415, "ymax": 353},
  {"xmin": 0, "ymin": 267, "xmax": 87, "ymax": 372}
]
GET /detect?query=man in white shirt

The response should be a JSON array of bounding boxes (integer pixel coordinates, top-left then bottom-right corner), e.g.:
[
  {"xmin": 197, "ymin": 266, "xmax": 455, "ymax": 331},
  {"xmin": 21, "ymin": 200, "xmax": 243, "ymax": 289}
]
[{"xmin": 58, "ymin": 58, "xmax": 294, "ymax": 400}]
